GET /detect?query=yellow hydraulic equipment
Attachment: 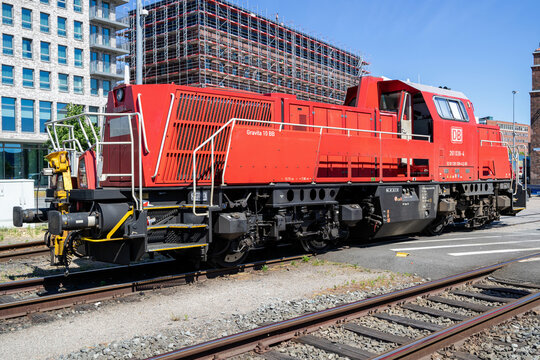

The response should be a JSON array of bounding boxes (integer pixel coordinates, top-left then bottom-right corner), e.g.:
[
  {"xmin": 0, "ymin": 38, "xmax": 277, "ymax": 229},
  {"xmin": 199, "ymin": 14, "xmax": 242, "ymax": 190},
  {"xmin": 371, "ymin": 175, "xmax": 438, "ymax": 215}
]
[{"xmin": 45, "ymin": 151, "xmax": 73, "ymax": 262}]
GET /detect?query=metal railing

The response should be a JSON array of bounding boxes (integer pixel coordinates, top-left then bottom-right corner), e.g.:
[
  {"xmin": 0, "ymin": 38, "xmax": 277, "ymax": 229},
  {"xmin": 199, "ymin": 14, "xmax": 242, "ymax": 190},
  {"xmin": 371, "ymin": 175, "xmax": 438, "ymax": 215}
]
[
  {"xmin": 480, "ymin": 139, "xmax": 527, "ymax": 195},
  {"xmin": 192, "ymin": 118, "xmax": 431, "ymax": 216},
  {"xmin": 45, "ymin": 95, "xmax": 150, "ymax": 211}
]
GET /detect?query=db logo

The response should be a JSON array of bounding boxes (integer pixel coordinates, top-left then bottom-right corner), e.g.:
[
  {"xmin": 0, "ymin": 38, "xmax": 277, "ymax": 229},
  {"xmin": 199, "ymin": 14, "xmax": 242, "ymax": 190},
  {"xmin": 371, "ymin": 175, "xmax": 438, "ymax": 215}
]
[{"xmin": 451, "ymin": 127, "xmax": 463, "ymax": 144}]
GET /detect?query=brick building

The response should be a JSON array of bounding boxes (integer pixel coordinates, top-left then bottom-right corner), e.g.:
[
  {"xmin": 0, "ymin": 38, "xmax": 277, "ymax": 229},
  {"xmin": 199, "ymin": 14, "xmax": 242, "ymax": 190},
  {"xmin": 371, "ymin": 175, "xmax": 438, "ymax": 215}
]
[{"xmin": 531, "ymin": 45, "xmax": 540, "ymax": 185}]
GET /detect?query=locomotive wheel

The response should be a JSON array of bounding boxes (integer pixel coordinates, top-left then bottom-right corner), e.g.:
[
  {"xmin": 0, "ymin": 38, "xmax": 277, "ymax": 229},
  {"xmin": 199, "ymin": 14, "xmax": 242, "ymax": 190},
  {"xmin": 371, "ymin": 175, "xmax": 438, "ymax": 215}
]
[
  {"xmin": 424, "ymin": 218, "xmax": 445, "ymax": 236},
  {"xmin": 299, "ymin": 237, "xmax": 332, "ymax": 253},
  {"xmin": 209, "ymin": 239, "xmax": 249, "ymax": 268}
]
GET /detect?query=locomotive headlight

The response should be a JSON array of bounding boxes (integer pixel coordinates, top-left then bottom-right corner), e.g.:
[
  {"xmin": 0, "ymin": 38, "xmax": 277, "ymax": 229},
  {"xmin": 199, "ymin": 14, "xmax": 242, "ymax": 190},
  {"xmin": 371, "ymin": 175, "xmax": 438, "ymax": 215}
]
[{"xmin": 116, "ymin": 88, "xmax": 124, "ymax": 102}]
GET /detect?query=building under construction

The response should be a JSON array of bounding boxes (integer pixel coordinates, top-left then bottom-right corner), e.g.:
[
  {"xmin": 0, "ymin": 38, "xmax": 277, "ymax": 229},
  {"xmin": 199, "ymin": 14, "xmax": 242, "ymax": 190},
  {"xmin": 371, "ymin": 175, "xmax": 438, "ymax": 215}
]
[{"xmin": 121, "ymin": 0, "xmax": 368, "ymax": 104}]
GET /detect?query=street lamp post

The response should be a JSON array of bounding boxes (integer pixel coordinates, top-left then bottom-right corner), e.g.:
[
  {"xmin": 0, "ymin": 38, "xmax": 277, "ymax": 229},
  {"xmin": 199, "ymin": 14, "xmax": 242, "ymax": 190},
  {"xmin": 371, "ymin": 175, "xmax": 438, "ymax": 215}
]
[{"xmin": 512, "ymin": 90, "xmax": 518, "ymax": 180}]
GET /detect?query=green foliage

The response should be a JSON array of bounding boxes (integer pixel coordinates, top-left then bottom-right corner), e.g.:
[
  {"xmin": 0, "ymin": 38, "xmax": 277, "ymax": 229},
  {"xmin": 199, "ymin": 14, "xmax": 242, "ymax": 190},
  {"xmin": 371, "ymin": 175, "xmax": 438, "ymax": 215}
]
[
  {"xmin": 261, "ymin": 264, "xmax": 269, "ymax": 272},
  {"xmin": 45, "ymin": 104, "xmax": 99, "ymax": 151},
  {"xmin": 301, "ymin": 255, "xmax": 310, "ymax": 263}
]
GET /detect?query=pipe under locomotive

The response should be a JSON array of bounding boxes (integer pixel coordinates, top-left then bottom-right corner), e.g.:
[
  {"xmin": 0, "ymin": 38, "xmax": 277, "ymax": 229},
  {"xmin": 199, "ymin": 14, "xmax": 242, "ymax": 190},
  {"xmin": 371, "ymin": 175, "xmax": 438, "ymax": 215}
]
[{"xmin": 13, "ymin": 76, "xmax": 527, "ymax": 268}]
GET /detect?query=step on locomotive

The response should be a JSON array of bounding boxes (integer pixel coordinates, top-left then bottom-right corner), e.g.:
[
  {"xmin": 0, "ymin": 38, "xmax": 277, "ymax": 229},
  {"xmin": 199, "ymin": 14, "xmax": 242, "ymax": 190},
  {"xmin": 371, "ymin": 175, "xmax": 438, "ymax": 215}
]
[{"xmin": 13, "ymin": 76, "xmax": 527, "ymax": 268}]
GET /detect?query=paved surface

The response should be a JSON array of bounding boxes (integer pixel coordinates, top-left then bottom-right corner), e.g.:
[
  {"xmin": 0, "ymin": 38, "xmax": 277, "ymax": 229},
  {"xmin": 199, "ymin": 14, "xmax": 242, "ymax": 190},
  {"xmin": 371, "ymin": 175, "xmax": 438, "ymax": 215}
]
[{"xmin": 322, "ymin": 196, "xmax": 540, "ymax": 284}]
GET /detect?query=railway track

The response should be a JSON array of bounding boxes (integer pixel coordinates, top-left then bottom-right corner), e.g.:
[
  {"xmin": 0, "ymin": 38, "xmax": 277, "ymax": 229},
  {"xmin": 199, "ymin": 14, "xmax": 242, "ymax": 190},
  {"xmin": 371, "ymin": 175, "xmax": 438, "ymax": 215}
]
[
  {"xmin": 0, "ymin": 241, "xmax": 49, "ymax": 262},
  {"xmin": 0, "ymin": 255, "xmax": 306, "ymax": 321},
  {"xmin": 149, "ymin": 253, "xmax": 540, "ymax": 360}
]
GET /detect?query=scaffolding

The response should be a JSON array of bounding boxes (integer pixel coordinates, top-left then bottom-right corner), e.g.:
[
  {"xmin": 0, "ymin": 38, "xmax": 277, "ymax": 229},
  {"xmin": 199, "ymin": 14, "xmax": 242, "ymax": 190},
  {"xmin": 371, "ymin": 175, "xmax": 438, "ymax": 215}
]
[{"xmin": 120, "ymin": 0, "xmax": 369, "ymax": 104}]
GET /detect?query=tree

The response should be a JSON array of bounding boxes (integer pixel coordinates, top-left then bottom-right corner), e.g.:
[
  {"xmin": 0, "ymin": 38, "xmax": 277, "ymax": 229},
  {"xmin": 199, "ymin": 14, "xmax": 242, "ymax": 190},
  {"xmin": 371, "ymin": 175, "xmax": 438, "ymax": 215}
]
[{"xmin": 45, "ymin": 104, "xmax": 99, "ymax": 152}]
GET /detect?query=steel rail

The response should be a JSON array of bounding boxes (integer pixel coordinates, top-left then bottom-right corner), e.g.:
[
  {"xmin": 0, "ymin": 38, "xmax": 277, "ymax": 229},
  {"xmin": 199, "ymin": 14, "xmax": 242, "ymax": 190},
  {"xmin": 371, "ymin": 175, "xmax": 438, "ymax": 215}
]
[
  {"xmin": 373, "ymin": 291, "xmax": 540, "ymax": 359},
  {"xmin": 0, "ymin": 241, "xmax": 49, "ymax": 262},
  {"xmin": 0, "ymin": 255, "xmax": 305, "ymax": 320},
  {"xmin": 147, "ymin": 252, "xmax": 540, "ymax": 360}
]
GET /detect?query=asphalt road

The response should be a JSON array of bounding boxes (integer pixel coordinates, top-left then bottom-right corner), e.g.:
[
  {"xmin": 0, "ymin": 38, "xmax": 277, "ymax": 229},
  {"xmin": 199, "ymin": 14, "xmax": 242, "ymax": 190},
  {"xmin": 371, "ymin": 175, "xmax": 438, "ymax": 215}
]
[{"xmin": 322, "ymin": 196, "xmax": 540, "ymax": 284}]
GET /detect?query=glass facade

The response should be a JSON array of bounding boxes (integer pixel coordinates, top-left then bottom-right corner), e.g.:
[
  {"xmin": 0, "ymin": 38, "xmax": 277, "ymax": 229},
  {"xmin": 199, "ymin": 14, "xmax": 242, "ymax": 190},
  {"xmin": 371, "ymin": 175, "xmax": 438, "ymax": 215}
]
[{"xmin": 0, "ymin": 143, "xmax": 48, "ymax": 186}]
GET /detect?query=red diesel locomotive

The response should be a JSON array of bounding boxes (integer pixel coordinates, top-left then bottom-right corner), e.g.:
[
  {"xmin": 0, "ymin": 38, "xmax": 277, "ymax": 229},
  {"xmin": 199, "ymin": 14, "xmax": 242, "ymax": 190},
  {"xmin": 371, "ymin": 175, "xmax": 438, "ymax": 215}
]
[{"xmin": 14, "ymin": 76, "xmax": 526, "ymax": 267}]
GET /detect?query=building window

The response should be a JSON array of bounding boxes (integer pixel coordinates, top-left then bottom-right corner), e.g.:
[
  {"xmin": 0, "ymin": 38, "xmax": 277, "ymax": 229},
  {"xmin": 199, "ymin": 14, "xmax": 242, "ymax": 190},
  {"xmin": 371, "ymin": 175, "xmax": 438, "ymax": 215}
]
[
  {"xmin": 40, "ymin": 12, "xmax": 49, "ymax": 33},
  {"xmin": 102, "ymin": 28, "xmax": 110, "ymax": 46},
  {"xmin": 40, "ymin": 0, "xmax": 49, "ymax": 4},
  {"xmin": 74, "ymin": 48, "xmax": 83, "ymax": 67},
  {"xmin": 22, "ymin": 68, "xmax": 34, "ymax": 88},
  {"xmin": 1, "ymin": 97, "xmax": 15, "ymax": 131},
  {"xmin": 90, "ymin": 25, "xmax": 97, "ymax": 44},
  {"xmin": 73, "ymin": 0, "xmax": 82, "ymax": 13},
  {"xmin": 22, "ymin": 38, "xmax": 32, "ymax": 59},
  {"xmin": 103, "ymin": 80, "xmax": 111, "ymax": 96},
  {"xmin": 40, "ymin": 41, "xmax": 50, "ymax": 62},
  {"xmin": 58, "ymin": 45, "xmax": 67, "ymax": 65},
  {"xmin": 90, "ymin": 78, "xmax": 99, "ymax": 96},
  {"xmin": 39, "ymin": 101, "xmax": 51, "ymax": 133},
  {"xmin": 74, "ymin": 21, "xmax": 82, "ymax": 40},
  {"xmin": 39, "ymin": 70, "xmax": 50, "ymax": 90},
  {"xmin": 57, "ymin": 102, "xmax": 67, "ymax": 120},
  {"xmin": 73, "ymin": 76, "xmax": 83, "ymax": 94},
  {"xmin": 1, "ymin": 65, "xmax": 13, "ymax": 85},
  {"xmin": 102, "ymin": 2, "xmax": 110, "ymax": 19},
  {"xmin": 57, "ymin": 0, "xmax": 66, "ymax": 9},
  {"xmin": 103, "ymin": 53, "xmax": 110, "ymax": 73},
  {"xmin": 2, "ymin": 33, "xmax": 13, "ymax": 55},
  {"xmin": 88, "ymin": 106, "xmax": 99, "ymax": 123},
  {"xmin": 58, "ymin": 73, "xmax": 68, "ymax": 92},
  {"xmin": 57, "ymin": 16, "xmax": 66, "ymax": 37},
  {"xmin": 22, "ymin": 8, "xmax": 32, "ymax": 29},
  {"xmin": 2, "ymin": 3, "xmax": 13, "ymax": 26},
  {"xmin": 21, "ymin": 99, "xmax": 35, "ymax": 133}
]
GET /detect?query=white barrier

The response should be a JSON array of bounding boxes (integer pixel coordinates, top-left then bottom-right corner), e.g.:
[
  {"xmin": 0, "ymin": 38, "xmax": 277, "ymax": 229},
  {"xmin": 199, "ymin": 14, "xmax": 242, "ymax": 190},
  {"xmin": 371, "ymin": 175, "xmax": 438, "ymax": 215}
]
[{"xmin": 0, "ymin": 180, "xmax": 35, "ymax": 227}]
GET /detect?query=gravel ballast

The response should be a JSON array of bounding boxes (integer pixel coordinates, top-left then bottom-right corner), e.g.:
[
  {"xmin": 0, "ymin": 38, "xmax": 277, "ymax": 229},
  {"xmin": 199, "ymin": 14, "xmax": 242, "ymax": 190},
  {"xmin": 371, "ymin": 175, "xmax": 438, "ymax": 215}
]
[{"xmin": 0, "ymin": 259, "xmax": 421, "ymax": 360}]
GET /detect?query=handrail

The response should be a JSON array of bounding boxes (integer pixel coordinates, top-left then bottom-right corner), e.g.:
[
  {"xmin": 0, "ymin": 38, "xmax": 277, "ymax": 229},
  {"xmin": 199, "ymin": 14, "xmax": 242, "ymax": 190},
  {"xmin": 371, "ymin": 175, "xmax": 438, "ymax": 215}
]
[
  {"xmin": 45, "ymin": 111, "xmax": 144, "ymax": 211},
  {"xmin": 152, "ymin": 93, "xmax": 175, "ymax": 180},
  {"xmin": 136, "ymin": 93, "xmax": 151, "ymax": 154},
  {"xmin": 192, "ymin": 118, "xmax": 432, "ymax": 216}
]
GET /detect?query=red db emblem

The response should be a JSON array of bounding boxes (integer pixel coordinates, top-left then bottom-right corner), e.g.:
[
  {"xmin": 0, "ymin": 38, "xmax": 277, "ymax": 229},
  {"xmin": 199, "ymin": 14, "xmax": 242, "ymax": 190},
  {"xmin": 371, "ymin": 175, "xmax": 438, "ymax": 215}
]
[{"xmin": 451, "ymin": 127, "xmax": 463, "ymax": 144}]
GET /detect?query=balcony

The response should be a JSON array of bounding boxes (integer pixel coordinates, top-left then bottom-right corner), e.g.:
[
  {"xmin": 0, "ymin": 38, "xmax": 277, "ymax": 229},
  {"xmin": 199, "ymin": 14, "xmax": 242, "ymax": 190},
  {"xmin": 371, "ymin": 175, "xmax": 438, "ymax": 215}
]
[
  {"xmin": 90, "ymin": 34, "xmax": 129, "ymax": 55},
  {"xmin": 89, "ymin": 5, "xmax": 128, "ymax": 30},
  {"xmin": 90, "ymin": 61, "xmax": 124, "ymax": 80}
]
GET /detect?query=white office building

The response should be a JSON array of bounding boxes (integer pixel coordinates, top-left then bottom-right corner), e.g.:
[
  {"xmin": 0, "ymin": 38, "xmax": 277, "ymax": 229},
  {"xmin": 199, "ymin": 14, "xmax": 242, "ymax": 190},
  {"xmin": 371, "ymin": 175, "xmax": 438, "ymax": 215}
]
[{"xmin": 0, "ymin": 0, "xmax": 127, "ymax": 185}]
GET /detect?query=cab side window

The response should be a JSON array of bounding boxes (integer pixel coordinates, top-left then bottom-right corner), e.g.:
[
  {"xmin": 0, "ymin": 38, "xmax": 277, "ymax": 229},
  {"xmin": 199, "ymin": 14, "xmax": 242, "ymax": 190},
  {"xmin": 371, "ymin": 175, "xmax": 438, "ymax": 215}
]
[{"xmin": 433, "ymin": 97, "xmax": 468, "ymax": 122}]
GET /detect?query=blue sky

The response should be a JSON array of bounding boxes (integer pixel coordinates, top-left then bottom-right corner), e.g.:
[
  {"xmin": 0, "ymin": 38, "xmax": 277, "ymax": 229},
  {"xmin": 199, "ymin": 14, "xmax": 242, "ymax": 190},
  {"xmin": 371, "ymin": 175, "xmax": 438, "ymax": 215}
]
[{"xmin": 121, "ymin": 0, "xmax": 539, "ymax": 124}]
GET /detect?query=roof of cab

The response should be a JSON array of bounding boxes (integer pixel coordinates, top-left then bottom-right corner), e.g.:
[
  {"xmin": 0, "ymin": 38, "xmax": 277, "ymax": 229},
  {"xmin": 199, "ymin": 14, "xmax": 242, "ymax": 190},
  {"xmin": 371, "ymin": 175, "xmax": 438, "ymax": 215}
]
[{"xmin": 401, "ymin": 80, "xmax": 468, "ymax": 100}]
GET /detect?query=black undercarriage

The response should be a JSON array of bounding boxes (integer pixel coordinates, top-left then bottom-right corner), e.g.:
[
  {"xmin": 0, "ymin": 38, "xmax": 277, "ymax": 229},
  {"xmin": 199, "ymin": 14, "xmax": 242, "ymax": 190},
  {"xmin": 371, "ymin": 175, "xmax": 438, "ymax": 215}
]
[{"xmin": 39, "ymin": 180, "xmax": 525, "ymax": 268}]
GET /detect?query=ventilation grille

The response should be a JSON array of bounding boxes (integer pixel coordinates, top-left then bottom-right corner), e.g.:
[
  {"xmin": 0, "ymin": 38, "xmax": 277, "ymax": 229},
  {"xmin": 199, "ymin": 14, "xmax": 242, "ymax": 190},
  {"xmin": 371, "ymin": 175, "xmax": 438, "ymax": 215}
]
[{"xmin": 157, "ymin": 91, "xmax": 273, "ymax": 184}]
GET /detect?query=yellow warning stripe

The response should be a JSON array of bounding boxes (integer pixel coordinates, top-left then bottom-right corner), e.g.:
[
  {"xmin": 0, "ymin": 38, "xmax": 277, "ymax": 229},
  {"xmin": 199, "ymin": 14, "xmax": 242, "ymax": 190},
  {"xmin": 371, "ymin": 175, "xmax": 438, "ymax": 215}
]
[
  {"xmin": 148, "ymin": 225, "xmax": 208, "ymax": 230},
  {"xmin": 106, "ymin": 209, "xmax": 134, "ymax": 240},
  {"xmin": 151, "ymin": 244, "xmax": 208, "ymax": 252},
  {"xmin": 81, "ymin": 237, "xmax": 125, "ymax": 243}
]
